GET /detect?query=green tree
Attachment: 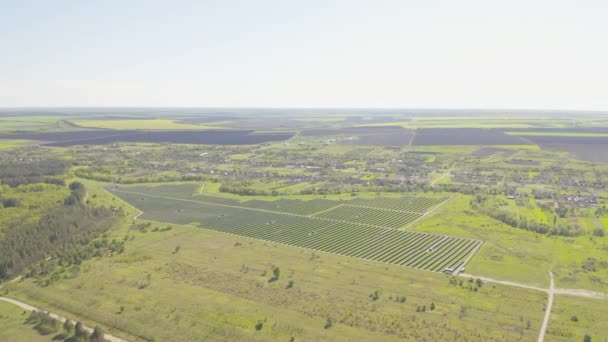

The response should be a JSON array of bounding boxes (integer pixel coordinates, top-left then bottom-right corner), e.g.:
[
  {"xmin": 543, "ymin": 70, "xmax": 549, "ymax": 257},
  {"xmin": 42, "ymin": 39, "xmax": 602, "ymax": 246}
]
[
  {"xmin": 324, "ymin": 317, "xmax": 333, "ymax": 329},
  {"xmin": 75, "ymin": 321, "xmax": 89, "ymax": 339},
  {"xmin": 269, "ymin": 266, "xmax": 280, "ymax": 282},
  {"xmin": 90, "ymin": 326, "xmax": 105, "ymax": 342},
  {"xmin": 63, "ymin": 320, "xmax": 74, "ymax": 335},
  {"xmin": 255, "ymin": 321, "xmax": 263, "ymax": 331}
]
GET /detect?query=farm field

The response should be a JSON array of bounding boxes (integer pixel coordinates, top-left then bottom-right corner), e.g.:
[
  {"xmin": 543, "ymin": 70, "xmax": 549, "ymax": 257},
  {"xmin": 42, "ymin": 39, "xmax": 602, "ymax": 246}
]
[
  {"xmin": 0, "ymin": 130, "xmax": 295, "ymax": 146},
  {"xmin": 108, "ymin": 184, "xmax": 480, "ymax": 273},
  {"xmin": 0, "ymin": 139, "xmax": 31, "ymax": 150},
  {"xmin": 70, "ymin": 119, "xmax": 226, "ymax": 130}
]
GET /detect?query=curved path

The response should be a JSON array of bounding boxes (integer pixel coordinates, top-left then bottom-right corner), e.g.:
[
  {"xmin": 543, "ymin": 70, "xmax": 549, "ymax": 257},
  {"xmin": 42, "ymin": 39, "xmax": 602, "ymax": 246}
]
[
  {"xmin": 460, "ymin": 272, "xmax": 608, "ymax": 342},
  {"xmin": 459, "ymin": 273, "xmax": 608, "ymax": 299},
  {"xmin": 537, "ymin": 272, "xmax": 554, "ymax": 342},
  {"xmin": 1, "ymin": 278, "xmax": 128, "ymax": 342}
]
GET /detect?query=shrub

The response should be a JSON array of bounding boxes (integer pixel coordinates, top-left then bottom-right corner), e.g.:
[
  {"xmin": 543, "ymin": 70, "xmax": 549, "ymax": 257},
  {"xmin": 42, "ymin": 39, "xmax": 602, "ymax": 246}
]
[
  {"xmin": 593, "ymin": 227, "xmax": 605, "ymax": 237},
  {"xmin": 324, "ymin": 317, "xmax": 333, "ymax": 329}
]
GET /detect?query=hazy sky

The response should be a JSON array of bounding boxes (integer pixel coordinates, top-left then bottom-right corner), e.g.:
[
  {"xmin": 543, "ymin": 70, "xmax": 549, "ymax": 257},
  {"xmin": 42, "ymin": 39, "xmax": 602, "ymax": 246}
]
[{"xmin": 1, "ymin": 0, "xmax": 607, "ymax": 109}]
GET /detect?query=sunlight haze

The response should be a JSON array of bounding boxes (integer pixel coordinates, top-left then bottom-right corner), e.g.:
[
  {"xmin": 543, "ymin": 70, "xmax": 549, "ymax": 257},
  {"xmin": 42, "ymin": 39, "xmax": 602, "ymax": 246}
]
[{"xmin": 1, "ymin": 0, "xmax": 607, "ymax": 109}]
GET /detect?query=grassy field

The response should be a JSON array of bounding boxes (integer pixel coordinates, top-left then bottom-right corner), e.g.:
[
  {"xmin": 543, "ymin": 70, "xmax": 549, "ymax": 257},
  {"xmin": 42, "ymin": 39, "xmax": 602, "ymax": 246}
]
[
  {"xmin": 70, "ymin": 119, "xmax": 226, "ymax": 130},
  {"xmin": 0, "ymin": 184, "xmax": 70, "ymax": 232},
  {"xmin": 355, "ymin": 117, "xmax": 579, "ymax": 129},
  {"xmin": 0, "ymin": 139, "xmax": 31, "ymax": 150},
  {"xmin": 412, "ymin": 196, "xmax": 608, "ymax": 291},
  {"xmin": 545, "ymin": 295, "xmax": 608, "ymax": 341},
  {"xmin": 6, "ymin": 219, "xmax": 547, "ymax": 341},
  {"xmin": 0, "ymin": 116, "xmax": 68, "ymax": 133},
  {"xmin": 0, "ymin": 301, "xmax": 52, "ymax": 342}
]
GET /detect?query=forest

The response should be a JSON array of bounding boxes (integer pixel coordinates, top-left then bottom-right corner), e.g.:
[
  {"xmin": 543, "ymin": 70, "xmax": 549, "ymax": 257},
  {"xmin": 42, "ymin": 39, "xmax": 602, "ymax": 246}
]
[{"xmin": 0, "ymin": 182, "xmax": 118, "ymax": 280}]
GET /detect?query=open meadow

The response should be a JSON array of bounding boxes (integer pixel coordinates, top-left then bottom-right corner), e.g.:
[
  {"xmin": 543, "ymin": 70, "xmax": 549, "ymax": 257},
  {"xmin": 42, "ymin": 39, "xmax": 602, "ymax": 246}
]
[{"xmin": 6, "ymin": 219, "xmax": 546, "ymax": 342}]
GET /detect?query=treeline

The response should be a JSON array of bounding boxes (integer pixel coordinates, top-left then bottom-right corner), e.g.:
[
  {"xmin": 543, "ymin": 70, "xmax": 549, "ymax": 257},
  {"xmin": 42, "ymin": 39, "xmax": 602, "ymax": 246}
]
[
  {"xmin": 64, "ymin": 181, "xmax": 86, "ymax": 205},
  {"xmin": 0, "ymin": 182, "xmax": 117, "ymax": 280},
  {"xmin": 0, "ymin": 159, "xmax": 69, "ymax": 187},
  {"xmin": 74, "ymin": 168, "xmax": 206, "ymax": 184},
  {"xmin": 26, "ymin": 237, "xmax": 125, "ymax": 286},
  {"xmin": 219, "ymin": 181, "xmax": 437, "ymax": 197},
  {"xmin": 219, "ymin": 180, "xmax": 271, "ymax": 196},
  {"xmin": 26, "ymin": 310, "xmax": 107, "ymax": 342},
  {"xmin": 470, "ymin": 194, "xmax": 579, "ymax": 236}
]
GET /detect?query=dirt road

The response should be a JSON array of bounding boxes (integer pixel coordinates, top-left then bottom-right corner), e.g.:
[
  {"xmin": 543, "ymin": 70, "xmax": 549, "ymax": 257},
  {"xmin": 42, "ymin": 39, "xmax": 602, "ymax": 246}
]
[
  {"xmin": 537, "ymin": 272, "xmax": 554, "ymax": 342},
  {"xmin": 0, "ymin": 295, "xmax": 128, "ymax": 342}
]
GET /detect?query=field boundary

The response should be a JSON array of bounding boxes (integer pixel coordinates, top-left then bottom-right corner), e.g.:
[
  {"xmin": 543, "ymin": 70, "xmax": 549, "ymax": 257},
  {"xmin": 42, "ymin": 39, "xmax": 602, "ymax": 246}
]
[
  {"xmin": 452, "ymin": 239, "xmax": 483, "ymax": 276},
  {"xmin": 126, "ymin": 217, "xmax": 480, "ymax": 276},
  {"xmin": 402, "ymin": 196, "xmax": 454, "ymax": 230},
  {"xmin": 307, "ymin": 203, "xmax": 345, "ymax": 216}
]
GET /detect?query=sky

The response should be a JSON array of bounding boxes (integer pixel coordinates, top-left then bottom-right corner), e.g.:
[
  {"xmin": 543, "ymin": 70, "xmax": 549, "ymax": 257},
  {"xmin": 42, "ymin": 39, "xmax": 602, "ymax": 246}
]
[{"xmin": 0, "ymin": 0, "xmax": 607, "ymax": 109}]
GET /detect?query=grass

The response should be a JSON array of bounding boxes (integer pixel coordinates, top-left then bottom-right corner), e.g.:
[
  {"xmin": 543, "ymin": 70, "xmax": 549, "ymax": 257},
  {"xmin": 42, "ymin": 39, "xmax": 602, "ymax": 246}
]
[
  {"xmin": 545, "ymin": 295, "xmax": 608, "ymax": 341},
  {"xmin": 270, "ymin": 182, "xmax": 314, "ymax": 194},
  {"xmin": 0, "ymin": 139, "xmax": 31, "ymax": 150},
  {"xmin": 1, "ymin": 180, "xmax": 548, "ymax": 341},
  {"xmin": 6, "ymin": 219, "xmax": 546, "ymax": 341},
  {"xmin": 229, "ymin": 153, "xmax": 254, "ymax": 160},
  {"xmin": 70, "ymin": 119, "xmax": 225, "ymax": 130},
  {"xmin": 411, "ymin": 196, "xmax": 608, "ymax": 291},
  {"xmin": 0, "ymin": 301, "xmax": 52, "ymax": 342},
  {"xmin": 0, "ymin": 184, "xmax": 70, "ymax": 232}
]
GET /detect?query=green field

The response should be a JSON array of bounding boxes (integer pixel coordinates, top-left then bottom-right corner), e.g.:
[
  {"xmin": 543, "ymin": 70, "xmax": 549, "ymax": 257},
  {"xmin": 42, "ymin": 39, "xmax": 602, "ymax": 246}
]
[
  {"xmin": 70, "ymin": 119, "xmax": 227, "ymax": 130},
  {"xmin": 546, "ymin": 295, "xmax": 608, "ymax": 341},
  {"xmin": 6, "ymin": 221, "xmax": 546, "ymax": 341},
  {"xmin": 0, "ymin": 140, "xmax": 31, "ymax": 150}
]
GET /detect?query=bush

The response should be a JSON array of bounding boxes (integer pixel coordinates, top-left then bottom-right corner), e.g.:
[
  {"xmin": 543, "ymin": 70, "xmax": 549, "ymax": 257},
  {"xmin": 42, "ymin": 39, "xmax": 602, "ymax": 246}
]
[
  {"xmin": 269, "ymin": 267, "xmax": 280, "ymax": 282},
  {"xmin": 593, "ymin": 227, "xmax": 605, "ymax": 237},
  {"xmin": 90, "ymin": 326, "xmax": 105, "ymax": 342},
  {"xmin": 324, "ymin": 317, "xmax": 333, "ymax": 329}
]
